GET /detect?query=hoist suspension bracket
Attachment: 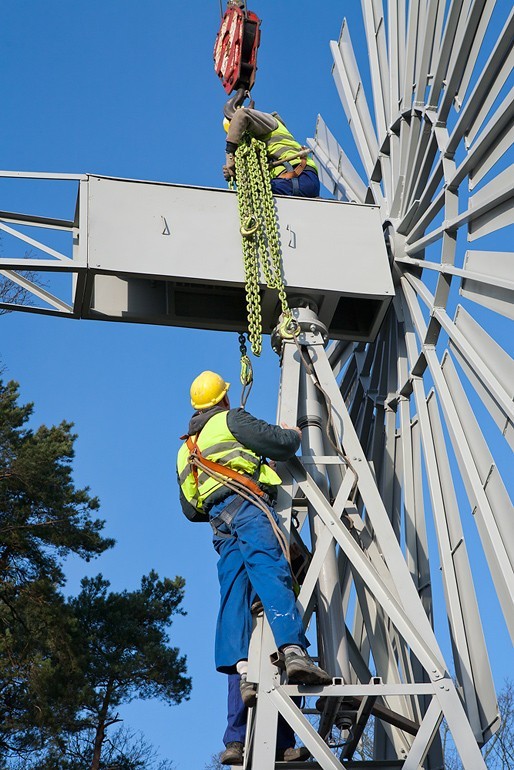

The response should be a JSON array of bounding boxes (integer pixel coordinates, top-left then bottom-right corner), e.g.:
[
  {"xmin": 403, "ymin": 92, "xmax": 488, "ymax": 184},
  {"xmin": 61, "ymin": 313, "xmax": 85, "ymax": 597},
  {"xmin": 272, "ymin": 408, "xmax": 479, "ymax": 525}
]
[{"xmin": 213, "ymin": 2, "xmax": 261, "ymax": 95}]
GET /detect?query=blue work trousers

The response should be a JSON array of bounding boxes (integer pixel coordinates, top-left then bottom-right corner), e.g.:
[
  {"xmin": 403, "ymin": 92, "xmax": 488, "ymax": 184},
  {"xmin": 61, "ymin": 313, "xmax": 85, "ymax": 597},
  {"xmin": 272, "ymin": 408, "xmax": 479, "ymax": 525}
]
[
  {"xmin": 270, "ymin": 168, "xmax": 320, "ymax": 198},
  {"xmin": 211, "ymin": 495, "xmax": 307, "ymax": 673},
  {"xmin": 224, "ymin": 673, "xmax": 298, "ymax": 748}
]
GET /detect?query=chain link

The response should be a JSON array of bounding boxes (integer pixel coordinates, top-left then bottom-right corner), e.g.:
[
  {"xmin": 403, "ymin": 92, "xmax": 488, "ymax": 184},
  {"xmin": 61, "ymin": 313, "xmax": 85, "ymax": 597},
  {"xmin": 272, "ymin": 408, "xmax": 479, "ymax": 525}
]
[{"xmin": 234, "ymin": 137, "xmax": 294, "ymax": 356}]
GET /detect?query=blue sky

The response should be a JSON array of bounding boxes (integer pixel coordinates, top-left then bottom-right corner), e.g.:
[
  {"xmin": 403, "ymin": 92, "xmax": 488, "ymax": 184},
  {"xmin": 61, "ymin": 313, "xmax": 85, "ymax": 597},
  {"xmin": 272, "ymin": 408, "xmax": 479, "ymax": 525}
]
[{"xmin": 0, "ymin": 2, "xmax": 512, "ymax": 768}]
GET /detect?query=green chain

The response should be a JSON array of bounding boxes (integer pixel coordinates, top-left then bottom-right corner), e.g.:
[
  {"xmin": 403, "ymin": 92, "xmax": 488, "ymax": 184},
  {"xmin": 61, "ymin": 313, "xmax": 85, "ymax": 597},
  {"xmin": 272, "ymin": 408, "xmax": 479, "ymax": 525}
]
[{"xmin": 234, "ymin": 138, "xmax": 294, "ymax": 356}]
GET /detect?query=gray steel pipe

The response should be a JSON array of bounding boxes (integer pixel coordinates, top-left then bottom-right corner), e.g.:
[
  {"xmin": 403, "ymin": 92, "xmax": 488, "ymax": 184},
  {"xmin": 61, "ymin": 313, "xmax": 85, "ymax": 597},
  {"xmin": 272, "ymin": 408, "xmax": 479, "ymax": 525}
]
[{"xmin": 298, "ymin": 346, "xmax": 351, "ymax": 684}]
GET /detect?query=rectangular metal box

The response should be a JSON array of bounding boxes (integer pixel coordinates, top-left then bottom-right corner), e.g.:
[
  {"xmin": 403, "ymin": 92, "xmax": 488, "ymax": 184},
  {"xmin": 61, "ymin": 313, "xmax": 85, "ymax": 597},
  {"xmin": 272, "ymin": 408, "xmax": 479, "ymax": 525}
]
[{"xmin": 84, "ymin": 176, "xmax": 394, "ymax": 342}]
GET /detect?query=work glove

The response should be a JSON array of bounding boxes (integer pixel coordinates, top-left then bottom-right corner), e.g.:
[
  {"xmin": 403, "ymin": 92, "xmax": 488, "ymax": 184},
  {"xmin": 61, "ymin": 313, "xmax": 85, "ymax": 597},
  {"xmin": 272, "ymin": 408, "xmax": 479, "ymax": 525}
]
[{"xmin": 222, "ymin": 152, "xmax": 236, "ymax": 181}]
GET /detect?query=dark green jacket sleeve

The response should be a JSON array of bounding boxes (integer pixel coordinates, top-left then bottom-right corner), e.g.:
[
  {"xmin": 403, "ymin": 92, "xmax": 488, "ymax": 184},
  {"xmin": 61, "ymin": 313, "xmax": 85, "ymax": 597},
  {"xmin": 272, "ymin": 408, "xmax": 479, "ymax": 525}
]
[{"xmin": 227, "ymin": 408, "xmax": 300, "ymax": 460}]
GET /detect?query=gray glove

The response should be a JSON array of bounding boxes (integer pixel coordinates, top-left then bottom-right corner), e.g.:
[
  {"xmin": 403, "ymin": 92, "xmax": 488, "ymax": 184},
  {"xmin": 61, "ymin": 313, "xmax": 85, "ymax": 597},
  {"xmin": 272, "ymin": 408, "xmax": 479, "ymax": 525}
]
[{"xmin": 222, "ymin": 152, "xmax": 236, "ymax": 181}]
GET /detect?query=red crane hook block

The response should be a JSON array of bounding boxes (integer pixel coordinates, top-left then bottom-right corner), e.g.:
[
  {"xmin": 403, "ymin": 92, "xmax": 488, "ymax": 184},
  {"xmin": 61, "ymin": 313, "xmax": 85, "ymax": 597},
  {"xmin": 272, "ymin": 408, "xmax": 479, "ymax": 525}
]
[{"xmin": 213, "ymin": 3, "xmax": 261, "ymax": 95}]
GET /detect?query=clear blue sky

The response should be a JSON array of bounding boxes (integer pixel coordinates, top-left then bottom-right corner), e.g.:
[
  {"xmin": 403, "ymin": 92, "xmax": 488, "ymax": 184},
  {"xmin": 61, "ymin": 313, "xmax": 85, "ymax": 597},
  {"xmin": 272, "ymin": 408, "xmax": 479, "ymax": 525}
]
[{"xmin": 0, "ymin": 2, "xmax": 512, "ymax": 768}]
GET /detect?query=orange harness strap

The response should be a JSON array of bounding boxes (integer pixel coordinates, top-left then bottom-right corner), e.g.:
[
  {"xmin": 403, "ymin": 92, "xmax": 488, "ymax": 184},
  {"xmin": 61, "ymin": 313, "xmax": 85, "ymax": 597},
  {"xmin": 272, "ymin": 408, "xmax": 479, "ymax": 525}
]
[
  {"xmin": 277, "ymin": 157, "xmax": 308, "ymax": 179},
  {"xmin": 186, "ymin": 436, "xmax": 264, "ymax": 498}
]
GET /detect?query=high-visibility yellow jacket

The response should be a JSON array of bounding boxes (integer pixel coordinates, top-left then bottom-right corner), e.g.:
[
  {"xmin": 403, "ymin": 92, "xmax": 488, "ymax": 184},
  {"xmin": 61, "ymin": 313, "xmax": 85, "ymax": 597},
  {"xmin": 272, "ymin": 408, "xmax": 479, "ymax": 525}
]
[
  {"xmin": 177, "ymin": 411, "xmax": 282, "ymax": 515},
  {"xmin": 262, "ymin": 119, "xmax": 318, "ymax": 178}
]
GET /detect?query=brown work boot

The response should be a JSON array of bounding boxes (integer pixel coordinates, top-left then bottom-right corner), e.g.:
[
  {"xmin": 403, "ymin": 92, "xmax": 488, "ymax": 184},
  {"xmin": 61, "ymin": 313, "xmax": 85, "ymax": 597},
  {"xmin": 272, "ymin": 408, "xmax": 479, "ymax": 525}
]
[
  {"xmin": 284, "ymin": 650, "xmax": 332, "ymax": 685},
  {"xmin": 220, "ymin": 741, "xmax": 244, "ymax": 765},
  {"xmin": 276, "ymin": 746, "xmax": 311, "ymax": 762}
]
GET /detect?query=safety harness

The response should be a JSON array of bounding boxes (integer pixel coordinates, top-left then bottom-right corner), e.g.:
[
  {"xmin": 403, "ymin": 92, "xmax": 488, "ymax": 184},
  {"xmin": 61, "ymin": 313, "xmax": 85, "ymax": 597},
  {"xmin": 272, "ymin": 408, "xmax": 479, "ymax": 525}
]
[
  {"xmin": 186, "ymin": 433, "xmax": 291, "ymax": 564},
  {"xmin": 277, "ymin": 158, "xmax": 307, "ymax": 195},
  {"xmin": 278, "ymin": 157, "xmax": 308, "ymax": 178},
  {"xmin": 269, "ymin": 149, "xmax": 312, "ymax": 195},
  {"xmin": 186, "ymin": 435, "xmax": 265, "ymax": 500}
]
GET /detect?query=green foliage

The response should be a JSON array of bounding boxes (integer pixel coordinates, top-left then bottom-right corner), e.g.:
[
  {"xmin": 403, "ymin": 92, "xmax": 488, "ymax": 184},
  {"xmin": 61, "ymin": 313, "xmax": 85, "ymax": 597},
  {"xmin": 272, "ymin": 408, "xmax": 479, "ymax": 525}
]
[
  {"xmin": 0, "ymin": 379, "xmax": 114, "ymax": 587},
  {"xmin": 0, "ymin": 380, "xmax": 188, "ymax": 768},
  {"xmin": 68, "ymin": 570, "xmax": 191, "ymax": 718},
  {"xmin": 0, "ymin": 378, "xmax": 115, "ymax": 756},
  {"xmin": 0, "ymin": 578, "xmax": 81, "ymax": 752}
]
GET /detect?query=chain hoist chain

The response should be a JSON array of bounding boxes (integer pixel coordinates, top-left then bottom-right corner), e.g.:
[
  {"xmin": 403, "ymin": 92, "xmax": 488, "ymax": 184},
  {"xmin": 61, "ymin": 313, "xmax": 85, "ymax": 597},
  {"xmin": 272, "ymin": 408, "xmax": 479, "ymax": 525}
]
[
  {"xmin": 235, "ymin": 143, "xmax": 262, "ymax": 355},
  {"xmin": 233, "ymin": 138, "xmax": 295, "ymax": 355},
  {"xmin": 257, "ymin": 146, "xmax": 291, "ymax": 318}
]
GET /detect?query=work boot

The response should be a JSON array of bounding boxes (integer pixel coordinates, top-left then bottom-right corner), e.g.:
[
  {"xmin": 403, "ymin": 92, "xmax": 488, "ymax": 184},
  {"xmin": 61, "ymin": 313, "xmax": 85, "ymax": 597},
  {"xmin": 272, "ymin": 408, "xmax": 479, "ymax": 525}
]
[
  {"xmin": 240, "ymin": 675, "xmax": 257, "ymax": 708},
  {"xmin": 284, "ymin": 650, "xmax": 332, "ymax": 685},
  {"xmin": 276, "ymin": 746, "xmax": 311, "ymax": 762},
  {"xmin": 220, "ymin": 741, "xmax": 244, "ymax": 765}
]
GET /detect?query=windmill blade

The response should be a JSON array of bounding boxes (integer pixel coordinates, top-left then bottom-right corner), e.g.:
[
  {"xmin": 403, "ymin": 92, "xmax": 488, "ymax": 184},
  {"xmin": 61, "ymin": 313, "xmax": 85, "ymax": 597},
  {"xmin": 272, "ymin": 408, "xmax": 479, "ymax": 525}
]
[
  {"xmin": 307, "ymin": 116, "xmax": 368, "ymax": 203},
  {"xmin": 311, "ymin": 0, "xmax": 513, "ymax": 763}
]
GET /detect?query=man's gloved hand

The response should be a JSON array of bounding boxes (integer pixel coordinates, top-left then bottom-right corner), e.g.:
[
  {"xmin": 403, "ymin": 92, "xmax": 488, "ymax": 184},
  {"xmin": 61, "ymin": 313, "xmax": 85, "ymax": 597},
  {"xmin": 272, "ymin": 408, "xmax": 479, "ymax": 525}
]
[{"xmin": 223, "ymin": 152, "xmax": 236, "ymax": 181}]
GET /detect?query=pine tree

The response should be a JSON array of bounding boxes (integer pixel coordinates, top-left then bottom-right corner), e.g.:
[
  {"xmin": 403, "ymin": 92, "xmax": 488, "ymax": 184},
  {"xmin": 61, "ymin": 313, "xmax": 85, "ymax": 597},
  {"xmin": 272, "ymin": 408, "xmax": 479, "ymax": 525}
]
[
  {"xmin": 0, "ymin": 379, "xmax": 113, "ymax": 755},
  {"xmin": 0, "ymin": 379, "xmax": 190, "ymax": 768},
  {"xmin": 68, "ymin": 572, "xmax": 191, "ymax": 770},
  {"xmin": 0, "ymin": 379, "xmax": 113, "ymax": 587}
]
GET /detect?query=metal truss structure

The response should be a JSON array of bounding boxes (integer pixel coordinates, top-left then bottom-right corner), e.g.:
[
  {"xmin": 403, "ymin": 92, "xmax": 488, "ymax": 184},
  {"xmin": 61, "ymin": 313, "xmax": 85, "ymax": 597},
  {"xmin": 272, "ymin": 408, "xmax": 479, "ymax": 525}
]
[
  {"xmin": 244, "ymin": 300, "xmax": 504, "ymax": 769},
  {"xmin": 0, "ymin": 1, "xmax": 512, "ymax": 768}
]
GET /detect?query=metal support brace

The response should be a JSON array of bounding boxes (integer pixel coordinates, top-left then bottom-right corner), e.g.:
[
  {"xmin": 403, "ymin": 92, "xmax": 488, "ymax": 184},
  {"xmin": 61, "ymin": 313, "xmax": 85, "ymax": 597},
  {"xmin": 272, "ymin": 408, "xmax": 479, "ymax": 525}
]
[{"xmin": 243, "ymin": 304, "xmax": 489, "ymax": 770}]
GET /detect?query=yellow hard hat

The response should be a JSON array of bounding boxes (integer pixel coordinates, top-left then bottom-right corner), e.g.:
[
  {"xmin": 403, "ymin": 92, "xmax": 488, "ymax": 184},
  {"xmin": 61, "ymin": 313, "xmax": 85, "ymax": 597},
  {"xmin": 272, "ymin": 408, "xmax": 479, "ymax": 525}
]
[
  {"xmin": 223, "ymin": 117, "xmax": 231, "ymax": 132},
  {"xmin": 190, "ymin": 371, "xmax": 230, "ymax": 410}
]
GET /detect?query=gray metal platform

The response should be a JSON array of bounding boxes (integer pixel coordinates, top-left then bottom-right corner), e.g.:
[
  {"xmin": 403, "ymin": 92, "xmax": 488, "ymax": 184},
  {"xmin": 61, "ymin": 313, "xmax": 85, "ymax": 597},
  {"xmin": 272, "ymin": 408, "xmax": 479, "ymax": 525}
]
[
  {"xmin": 84, "ymin": 177, "xmax": 393, "ymax": 342},
  {"xmin": 0, "ymin": 174, "xmax": 394, "ymax": 343}
]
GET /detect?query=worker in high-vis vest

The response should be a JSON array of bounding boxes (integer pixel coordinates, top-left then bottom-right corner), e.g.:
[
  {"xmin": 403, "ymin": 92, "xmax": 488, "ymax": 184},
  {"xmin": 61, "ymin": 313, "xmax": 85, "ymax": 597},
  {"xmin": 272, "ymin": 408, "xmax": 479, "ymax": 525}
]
[
  {"xmin": 222, "ymin": 107, "xmax": 320, "ymax": 197},
  {"xmin": 177, "ymin": 370, "xmax": 331, "ymax": 766}
]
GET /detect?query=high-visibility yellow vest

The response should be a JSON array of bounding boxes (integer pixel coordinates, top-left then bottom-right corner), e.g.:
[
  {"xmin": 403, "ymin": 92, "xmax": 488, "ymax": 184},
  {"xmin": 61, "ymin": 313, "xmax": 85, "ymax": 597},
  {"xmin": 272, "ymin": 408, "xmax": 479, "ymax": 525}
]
[
  {"xmin": 262, "ymin": 119, "xmax": 318, "ymax": 179},
  {"xmin": 177, "ymin": 411, "xmax": 282, "ymax": 512}
]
